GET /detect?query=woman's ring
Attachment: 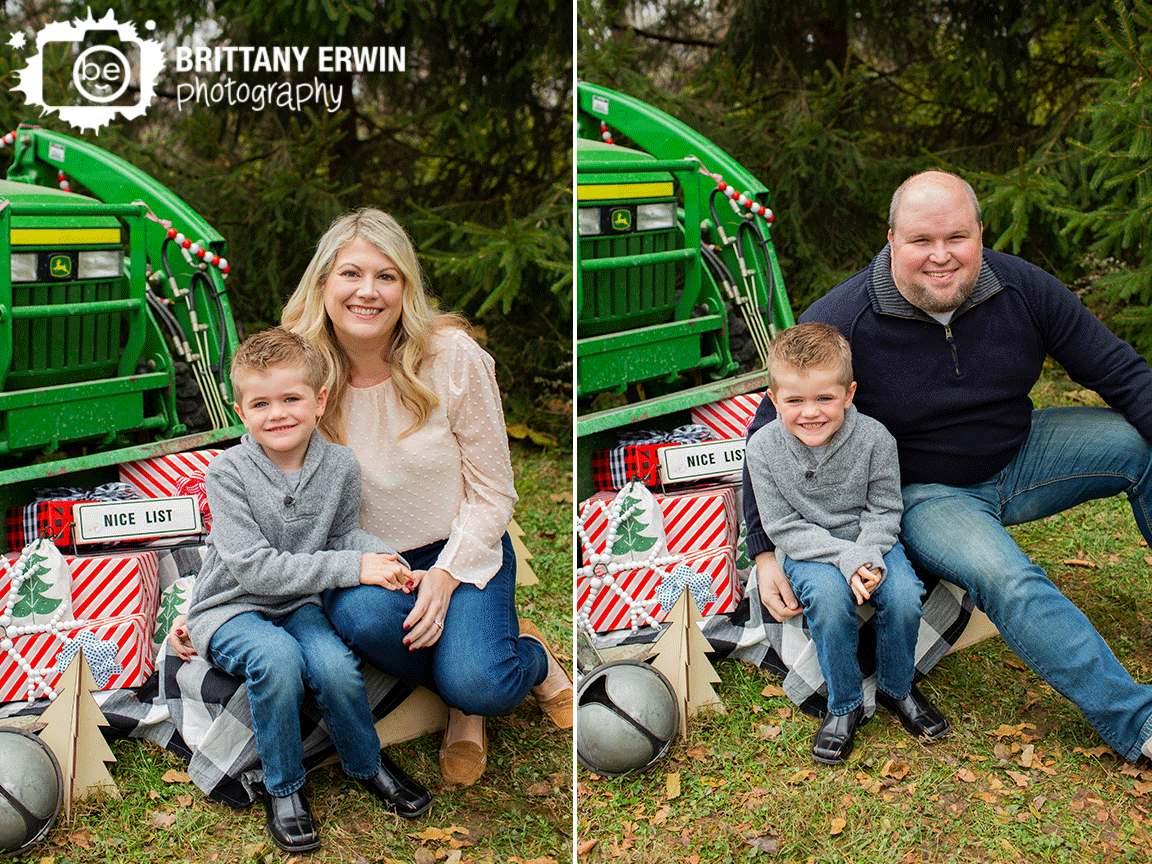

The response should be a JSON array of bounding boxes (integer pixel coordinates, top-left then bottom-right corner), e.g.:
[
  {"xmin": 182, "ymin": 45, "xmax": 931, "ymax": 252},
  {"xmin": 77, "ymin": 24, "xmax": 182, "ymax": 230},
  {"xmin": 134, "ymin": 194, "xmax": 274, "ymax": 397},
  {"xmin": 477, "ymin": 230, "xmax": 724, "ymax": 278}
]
[{"xmin": 434, "ymin": 619, "xmax": 444, "ymax": 628}]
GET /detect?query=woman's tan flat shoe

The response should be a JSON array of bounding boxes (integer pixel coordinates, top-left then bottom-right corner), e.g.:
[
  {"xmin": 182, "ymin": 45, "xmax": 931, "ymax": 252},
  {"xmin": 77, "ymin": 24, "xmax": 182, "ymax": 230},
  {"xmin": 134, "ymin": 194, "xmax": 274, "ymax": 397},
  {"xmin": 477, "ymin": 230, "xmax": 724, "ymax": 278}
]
[
  {"xmin": 439, "ymin": 711, "xmax": 487, "ymax": 787},
  {"xmin": 519, "ymin": 619, "xmax": 574, "ymax": 729}
]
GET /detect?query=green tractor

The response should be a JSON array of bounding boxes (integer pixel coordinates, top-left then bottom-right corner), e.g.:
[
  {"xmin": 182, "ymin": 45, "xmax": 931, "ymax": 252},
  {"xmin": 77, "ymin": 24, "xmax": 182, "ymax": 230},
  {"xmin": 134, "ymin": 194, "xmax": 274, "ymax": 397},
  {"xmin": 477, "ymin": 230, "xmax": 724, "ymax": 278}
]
[
  {"xmin": 576, "ymin": 82, "xmax": 794, "ymax": 499},
  {"xmin": 0, "ymin": 124, "xmax": 243, "ymax": 528}
]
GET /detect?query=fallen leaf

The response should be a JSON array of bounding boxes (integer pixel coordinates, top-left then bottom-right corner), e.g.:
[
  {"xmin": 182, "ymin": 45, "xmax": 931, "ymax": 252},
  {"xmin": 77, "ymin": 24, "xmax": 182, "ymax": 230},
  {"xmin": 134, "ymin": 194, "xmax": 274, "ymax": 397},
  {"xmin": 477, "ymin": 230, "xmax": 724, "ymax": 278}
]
[
  {"xmin": 830, "ymin": 817, "xmax": 847, "ymax": 836},
  {"xmin": 987, "ymin": 723, "xmax": 1027, "ymax": 739},
  {"xmin": 177, "ymin": 794, "xmax": 193, "ymax": 807},
  {"xmin": 527, "ymin": 781, "xmax": 552, "ymax": 796},
  {"xmin": 1134, "ymin": 780, "xmax": 1152, "ymax": 796},
  {"xmin": 761, "ymin": 683, "xmax": 786, "ymax": 698},
  {"xmin": 444, "ymin": 851, "xmax": 463, "ymax": 864},
  {"xmin": 744, "ymin": 833, "xmax": 780, "ymax": 853},
  {"xmin": 1062, "ymin": 558, "xmax": 1097, "ymax": 568},
  {"xmin": 957, "ymin": 768, "xmax": 977, "ymax": 783},
  {"xmin": 881, "ymin": 760, "xmax": 910, "ymax": 780},
  {"xmin": 787, "ymin": 769, "xmax": 817, "ymax": 784},
  {"xmin": 161, "ymin": 769, "xmax": 191, "ymax": 784},
  {"xmin": 151, "ymin": 812, "xmax": 178, "ymax": 829},
  {"xmin": 548, "ymin": 491, "xmax": 572, "ymax": 504},
  {"xmin": 652, "ymin": 804, "xmax": 671, "ymax": 825},
  {"xmin": 414, "ymin": 848, "xmax": 436, "ymax": 864},
  {"xmin": 1019, "ymin": 744, "xmax": 1035, "ymax": 769},
  {"xmin": 777, "ymin": 706, "xmax": 792, "ymax": 719},
  {"xmin": 1006, "ymin": 770, "xmax": 1030, "ymax": 788},
  {"xmin": 756, "ymin": 724, "xmax": 782, "ymax": 741},
  {"xmin": 1076, "ymin": 745, "xmax": 1116, "ymax": 760},
  {"xmin": 576, "ymin": 839, "xmax": 598, "ymax": 857},
  {"xmin": 666, "ymin": 772, "xmax": 681, "ymax": 800},
  {"xmin": 68, "ymin": 829, "xmax": 92, "ymax": 848}
]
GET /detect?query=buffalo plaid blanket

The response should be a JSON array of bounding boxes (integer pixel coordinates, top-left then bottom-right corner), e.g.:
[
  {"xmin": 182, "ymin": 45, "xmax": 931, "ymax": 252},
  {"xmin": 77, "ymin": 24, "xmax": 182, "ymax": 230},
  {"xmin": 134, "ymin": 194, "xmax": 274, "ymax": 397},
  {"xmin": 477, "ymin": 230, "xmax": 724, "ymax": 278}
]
[{"xmin": 590, "ymin": 571, "xmax": 975, "ymax": 719}]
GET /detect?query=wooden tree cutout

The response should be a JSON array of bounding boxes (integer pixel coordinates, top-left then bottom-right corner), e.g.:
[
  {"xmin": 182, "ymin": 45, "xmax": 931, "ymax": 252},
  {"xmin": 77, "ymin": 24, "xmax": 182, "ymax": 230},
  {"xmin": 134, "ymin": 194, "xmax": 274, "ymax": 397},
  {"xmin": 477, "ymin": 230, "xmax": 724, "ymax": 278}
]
[
  {"xmin": 647, "ymin": 590, "xmax": 724, "ymax": 740},
  {"xmin": 37, "ymin": 646, "xmax": 119, "ymax": 820}
]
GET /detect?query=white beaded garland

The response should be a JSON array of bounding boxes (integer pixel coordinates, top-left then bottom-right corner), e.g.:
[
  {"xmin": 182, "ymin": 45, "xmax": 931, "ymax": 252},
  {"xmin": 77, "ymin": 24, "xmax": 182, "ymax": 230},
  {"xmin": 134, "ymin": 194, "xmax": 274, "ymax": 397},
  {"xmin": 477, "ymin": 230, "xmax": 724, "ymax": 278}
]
[{"xmin": 576, "ymin": 486, "xmax": 683, "ymax": 634}]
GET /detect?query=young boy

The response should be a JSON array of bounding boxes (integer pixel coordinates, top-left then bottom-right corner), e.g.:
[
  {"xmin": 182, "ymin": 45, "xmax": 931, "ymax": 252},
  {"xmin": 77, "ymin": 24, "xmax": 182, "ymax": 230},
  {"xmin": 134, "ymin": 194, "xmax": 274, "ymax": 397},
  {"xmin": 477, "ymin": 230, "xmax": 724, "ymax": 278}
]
[
  {"xmin": 184, "ymin": 328, "xmax": 433, "ymax": 852},
  {"xmin": 745, "ymin": 322, "xmax": 949, "ymax": 764}
]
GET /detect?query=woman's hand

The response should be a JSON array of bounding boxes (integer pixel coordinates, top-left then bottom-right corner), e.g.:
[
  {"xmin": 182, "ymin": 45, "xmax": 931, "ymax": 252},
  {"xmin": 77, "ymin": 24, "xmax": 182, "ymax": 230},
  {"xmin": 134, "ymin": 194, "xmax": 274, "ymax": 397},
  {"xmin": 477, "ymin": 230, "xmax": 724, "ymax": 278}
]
[
  {"xmin": 168, "ymin": 614, "xmax": 197, "ymax": 662},
  {"xmin": 403, "ymin": 567, "xmax": 460, "ymax": 650}
]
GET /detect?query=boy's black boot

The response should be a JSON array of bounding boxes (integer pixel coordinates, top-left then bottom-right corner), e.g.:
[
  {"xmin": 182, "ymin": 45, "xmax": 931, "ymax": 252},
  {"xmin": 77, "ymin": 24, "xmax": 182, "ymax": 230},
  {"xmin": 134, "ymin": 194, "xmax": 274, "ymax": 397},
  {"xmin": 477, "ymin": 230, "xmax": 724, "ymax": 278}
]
[
  {"xmin": 358, "ymin": 751, "xmax": 434, "ymax": 818},
  {"xmin": 262, "ymin": 787, "xmax": 321, "ymax": 852},
  {"xmin": 811, "ymin": 704, "xmax": 868, "ymax": 765},
  {"xmin": 877, "ymin": 684, "xmax": 950, "ymax": 740}
]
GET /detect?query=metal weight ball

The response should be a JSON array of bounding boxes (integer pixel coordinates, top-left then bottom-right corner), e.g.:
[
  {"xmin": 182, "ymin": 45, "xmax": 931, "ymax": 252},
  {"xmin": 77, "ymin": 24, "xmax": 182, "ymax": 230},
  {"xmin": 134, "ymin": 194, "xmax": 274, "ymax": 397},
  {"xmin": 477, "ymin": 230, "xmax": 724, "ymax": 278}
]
[
  {"xmin": 576, "ymin": 659, "xmax": 679, "ymax": 778},
  {"xmin": 0, "ymin": 727, "xmax": 63, "ymax": 858}
]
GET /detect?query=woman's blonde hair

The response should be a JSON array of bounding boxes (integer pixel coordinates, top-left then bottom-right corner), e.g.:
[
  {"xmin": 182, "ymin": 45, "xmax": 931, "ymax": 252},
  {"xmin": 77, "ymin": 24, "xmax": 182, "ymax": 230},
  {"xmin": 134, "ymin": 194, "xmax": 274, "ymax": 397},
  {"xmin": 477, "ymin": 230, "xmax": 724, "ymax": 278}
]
[{"xmin": 281, "ymin": 208, "xmax": 467, "ymax": 442}]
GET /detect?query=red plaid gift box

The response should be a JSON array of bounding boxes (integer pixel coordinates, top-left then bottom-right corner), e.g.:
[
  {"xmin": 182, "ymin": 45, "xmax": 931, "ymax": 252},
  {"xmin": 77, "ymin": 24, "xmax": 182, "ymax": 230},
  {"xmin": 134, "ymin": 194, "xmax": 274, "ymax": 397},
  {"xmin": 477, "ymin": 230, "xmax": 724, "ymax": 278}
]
[
  {"xmin": 576, "ymin": 545, "xmax": 740, "ymax": 633},
  {"xmin": 0, "ymin": 613, "xmax": 154, "ymax": 701},
  {"xmin": 590, "ymin": 442, "xmax": 674, "ymax": 491},
  {"xmin": 1, "ymin": 549, "xmax": 160, "ymax": 633},
  {"xmin": 5, "ymin": 500, "xmax": 92, "ymax": 549},
  {"xmin": 690, "ymin": 392, "xmax": 766, "ymax": 441},
  {"xmin": 579, "ymin": 484, "xmax": 738, "ymax": 556},
  {"xmin": 119, "ymin": 449, "xmax": 223, "ymax": 530}
]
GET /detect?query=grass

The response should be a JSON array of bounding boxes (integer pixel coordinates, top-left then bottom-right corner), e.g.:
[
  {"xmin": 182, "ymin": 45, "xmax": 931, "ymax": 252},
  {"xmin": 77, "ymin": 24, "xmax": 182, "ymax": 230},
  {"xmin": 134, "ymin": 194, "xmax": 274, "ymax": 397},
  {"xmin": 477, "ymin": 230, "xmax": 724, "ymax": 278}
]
[
  {"xmin": 577, "ymin": 361, "xmax": 1152, "ymax": 863},
  {"xmin": 6, "ymin": 439, "xmax": 572, "ymax": 864}
]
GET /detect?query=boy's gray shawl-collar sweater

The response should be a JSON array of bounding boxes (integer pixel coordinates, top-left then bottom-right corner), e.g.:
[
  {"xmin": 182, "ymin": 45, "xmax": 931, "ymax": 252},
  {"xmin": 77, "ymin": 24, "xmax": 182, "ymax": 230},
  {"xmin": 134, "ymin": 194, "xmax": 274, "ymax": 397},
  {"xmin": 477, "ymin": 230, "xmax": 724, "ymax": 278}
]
[
  {"xmin": 186, "ymin": 429, "xmax": 398, "ymax": 656},
  {"xmin": 746, "ymin": 404, "xmax": 904, "ymax": 582}
]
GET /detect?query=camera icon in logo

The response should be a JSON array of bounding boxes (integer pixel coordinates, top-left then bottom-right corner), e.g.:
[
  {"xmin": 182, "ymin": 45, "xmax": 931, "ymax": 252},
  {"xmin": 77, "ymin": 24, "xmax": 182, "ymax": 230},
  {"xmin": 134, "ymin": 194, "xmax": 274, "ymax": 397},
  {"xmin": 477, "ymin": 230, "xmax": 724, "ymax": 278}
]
[{"xmin": 12, "ymin": 9, "xmax": 164, "ymax": 133}]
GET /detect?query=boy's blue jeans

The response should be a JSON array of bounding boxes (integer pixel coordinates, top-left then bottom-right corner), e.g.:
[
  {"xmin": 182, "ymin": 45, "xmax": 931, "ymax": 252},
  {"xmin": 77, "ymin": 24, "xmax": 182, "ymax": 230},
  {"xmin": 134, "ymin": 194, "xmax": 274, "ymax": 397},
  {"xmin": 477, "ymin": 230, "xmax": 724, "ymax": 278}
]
[
  {"xmin": 900, "ymin": 407, "xmax": 1152, "ymax": 761},
  {"xmin": 785, "ymin": 542, "xmax": 923, "ymax": 715},
  {"xmin": 324, "ymin": 532, "xmax": 548, "ymax": 717},
  {"xmin": 208, "ymin": 603, "xmax": 382, "ymax": 797}
]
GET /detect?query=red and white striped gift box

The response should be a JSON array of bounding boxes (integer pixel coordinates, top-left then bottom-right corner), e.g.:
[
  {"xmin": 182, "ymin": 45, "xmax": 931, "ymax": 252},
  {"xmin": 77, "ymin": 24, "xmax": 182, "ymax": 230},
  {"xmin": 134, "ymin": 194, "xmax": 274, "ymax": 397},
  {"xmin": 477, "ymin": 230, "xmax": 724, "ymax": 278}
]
[
  {"xmin": 0, "ymin": 613, "xmax": 153, "ymax": 701},
  {"xmin": 690, "ymin": 392, "xmax": 766, "ymax": 441},
  {"xmin": 119, "ymin": 450, "xmax": 223, "ymax": 530},
  {"xmin": 576, "ymin": 545, "xmax": 740, "ymax": 633},
  {"xmin": 579, "ymin": 484, "xmax": 738, "ymax": 557},
  {"xmin": 1, "ymin": 550, "xmax": 161, "ymax": 634}
]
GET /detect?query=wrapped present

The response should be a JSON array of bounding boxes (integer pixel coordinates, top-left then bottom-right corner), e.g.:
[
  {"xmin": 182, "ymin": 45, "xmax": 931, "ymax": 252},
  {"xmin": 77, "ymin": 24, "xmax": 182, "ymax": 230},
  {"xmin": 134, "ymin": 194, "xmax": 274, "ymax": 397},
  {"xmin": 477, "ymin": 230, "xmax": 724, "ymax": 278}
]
[
  {"xmin": 579, "ymin": 483, "xmax": 738, "ymax": 556},
  {"xmin": 0, "ymin": 613, "xmax": 154, "ymax": 701},
  {"xmin": 590, "ymin": 425, "xmax": 714, "ymax": 491},
  {"xmin": 576, "ymin": 545, "xmax": 740, "ymax": 633},
  {"xmin": 690, "ymin": 392, "xmax": 766, "ymax": 441},
  {"xmin": 120, "ymin": 450, "xmax": 223, "ymax": 530},
  {"xmin": 1, "ymin": 549, "xmax": 160, "ymax": 635},
  {"xmin": 5, "ymin": 483, "xmax": 141, "ymax": 550},
  {"xmin": 152, "ymin": 576, "xmax": 193, "ymax": 658}
]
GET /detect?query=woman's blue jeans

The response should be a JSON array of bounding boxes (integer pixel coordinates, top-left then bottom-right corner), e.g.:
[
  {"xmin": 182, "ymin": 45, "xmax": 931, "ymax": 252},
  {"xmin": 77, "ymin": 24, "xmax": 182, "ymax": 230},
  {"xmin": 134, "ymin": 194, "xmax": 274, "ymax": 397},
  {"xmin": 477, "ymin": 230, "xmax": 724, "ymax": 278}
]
[
  {"xmin": 785, "ymin": 542, "xmax": 923, "ymax": 715},
  {"xmin": 900, "ymin": 407, "xmax": 1152, "ymax": 760},
  {"xmin": 208, "ymin": 603, "xmax": 382, "ymax": 796},
  {"xmin": 324, "ymin": 532, "xmax": 548, "ymax": 717}
]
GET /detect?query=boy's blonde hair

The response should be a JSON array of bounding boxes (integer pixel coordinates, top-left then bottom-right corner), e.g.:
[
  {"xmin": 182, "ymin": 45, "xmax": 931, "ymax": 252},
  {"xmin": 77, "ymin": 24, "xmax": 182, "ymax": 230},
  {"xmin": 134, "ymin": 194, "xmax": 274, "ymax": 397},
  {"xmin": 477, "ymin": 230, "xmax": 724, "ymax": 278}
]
[
  {"xmin": 280, "ymin": 208, "xmax": 468, "ymax": 443},
  {"xmin": 230, "ymin": 327, "xmax": 328, "ymax": 402},
  {"xmin": 766, "ymin": 322, "xmax": 853, "ymax": 392}
]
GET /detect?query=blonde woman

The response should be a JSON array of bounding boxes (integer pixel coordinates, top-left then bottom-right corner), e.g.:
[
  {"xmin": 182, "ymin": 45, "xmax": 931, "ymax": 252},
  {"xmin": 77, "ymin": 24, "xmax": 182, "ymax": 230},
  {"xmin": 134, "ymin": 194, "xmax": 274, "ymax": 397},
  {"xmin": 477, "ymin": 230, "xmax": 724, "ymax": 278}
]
[{"xmin": 280, "ymin": 208, "xmax": 571, "ymax": 786}]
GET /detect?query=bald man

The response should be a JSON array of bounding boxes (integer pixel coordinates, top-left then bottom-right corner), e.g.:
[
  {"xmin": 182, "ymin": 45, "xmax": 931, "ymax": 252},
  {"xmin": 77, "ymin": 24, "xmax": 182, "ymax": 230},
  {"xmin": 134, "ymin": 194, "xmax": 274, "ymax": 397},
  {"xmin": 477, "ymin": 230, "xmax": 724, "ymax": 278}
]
[{"xmin": 743, "ymin": 170, "xmax": 1152, "ymax": 761}]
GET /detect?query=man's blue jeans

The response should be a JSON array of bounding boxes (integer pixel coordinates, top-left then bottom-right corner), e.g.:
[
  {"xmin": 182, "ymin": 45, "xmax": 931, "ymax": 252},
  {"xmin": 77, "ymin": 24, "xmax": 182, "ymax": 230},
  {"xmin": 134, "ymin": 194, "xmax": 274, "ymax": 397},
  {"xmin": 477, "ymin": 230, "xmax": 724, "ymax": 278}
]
[
  {"xmin": 785, "ymin": 542, "xmax": 924, "ymax": 715},
  {"xmin": 324, "ymin": 533, "xmax": 548, "ymax": 717},
  {"xmin": 208, "ymin": 604, "xmax": 382, "ymax": 796},
  {"xmin": 901, "ymin": 406, "xmax": 1152, "ymax": 761}
]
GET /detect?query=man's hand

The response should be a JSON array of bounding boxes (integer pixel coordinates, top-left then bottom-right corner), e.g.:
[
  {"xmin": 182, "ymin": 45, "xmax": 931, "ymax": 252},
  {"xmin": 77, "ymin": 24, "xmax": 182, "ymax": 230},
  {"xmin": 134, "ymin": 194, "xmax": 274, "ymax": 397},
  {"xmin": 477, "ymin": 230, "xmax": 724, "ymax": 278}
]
[{"xmin": 756, "ymin": 552, "xmax": 803, "ymax": 621}]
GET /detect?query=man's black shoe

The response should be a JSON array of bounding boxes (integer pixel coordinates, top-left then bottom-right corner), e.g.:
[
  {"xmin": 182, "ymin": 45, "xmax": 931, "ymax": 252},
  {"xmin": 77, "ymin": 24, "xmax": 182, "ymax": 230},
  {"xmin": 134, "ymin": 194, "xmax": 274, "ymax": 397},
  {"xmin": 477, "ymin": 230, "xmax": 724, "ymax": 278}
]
[
  {"xmin": 358, "ymin": 752, "xmax": 434, "ymax": 818},
  {"xmin": 877, "ymin": 684, "xmax": 950, "ymax": 740},
  {"xmin": 262, "ymin": 787, "xmax": 320, "ymax": 852},
  {"xmin": 811, "ymin": 704, "xmax": 868, "ymax": 765}
]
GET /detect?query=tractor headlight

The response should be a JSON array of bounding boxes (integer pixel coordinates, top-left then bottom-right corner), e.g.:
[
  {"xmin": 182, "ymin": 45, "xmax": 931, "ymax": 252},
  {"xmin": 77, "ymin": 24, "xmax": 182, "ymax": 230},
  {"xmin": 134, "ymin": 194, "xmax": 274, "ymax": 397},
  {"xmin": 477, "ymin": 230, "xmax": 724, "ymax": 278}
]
[
  {"xmin": 578, "ymin": 207, "xmax": 603, "ymax": 237},
  {"xmin": 10, "ymin": 253, "xmax": 37, "ymax": 282},
  {"xmin": 78, "ymin": 249, "xmax": 123, "ymax": 279},
  {"xmin": 636, "ymin": 202, "xmax": 676, "ymax": 232}
]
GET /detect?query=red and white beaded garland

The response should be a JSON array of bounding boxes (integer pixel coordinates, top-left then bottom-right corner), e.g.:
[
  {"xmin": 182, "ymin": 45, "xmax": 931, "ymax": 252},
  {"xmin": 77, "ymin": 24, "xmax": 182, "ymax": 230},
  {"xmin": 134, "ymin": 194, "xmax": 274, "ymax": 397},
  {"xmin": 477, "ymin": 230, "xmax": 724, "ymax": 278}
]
[
  {"xmin": 0, "ymin": 130, "xmax": 230, "ymax": 276},
  {"xmin": 594, "ymin": 122, "xmax": 774, "ymax": 223}
]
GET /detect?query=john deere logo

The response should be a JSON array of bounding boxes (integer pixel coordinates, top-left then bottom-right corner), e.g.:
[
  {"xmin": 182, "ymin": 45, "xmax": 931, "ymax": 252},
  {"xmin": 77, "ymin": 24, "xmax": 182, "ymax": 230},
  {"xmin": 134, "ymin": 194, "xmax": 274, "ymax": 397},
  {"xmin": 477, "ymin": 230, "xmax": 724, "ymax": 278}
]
[
  {"xmin": 49, "ymin": 255, "xmax": 72, "ymax": 278},
  {"xmin": 610, "ymin": 208, "xmax": 632, "ymax": 232}
]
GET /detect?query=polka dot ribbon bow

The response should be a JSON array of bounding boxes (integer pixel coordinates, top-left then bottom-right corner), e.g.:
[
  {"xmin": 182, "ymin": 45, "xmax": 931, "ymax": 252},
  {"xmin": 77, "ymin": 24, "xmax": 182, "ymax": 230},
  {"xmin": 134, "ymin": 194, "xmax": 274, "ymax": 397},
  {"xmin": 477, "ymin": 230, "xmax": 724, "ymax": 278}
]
[
  {"xmin": 656, "ymin": 563, "xmax": 718, "ymax": 612},
  {"xmin": 52, "ymin": 630, "xmax": 124, "ymax": 689}
]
